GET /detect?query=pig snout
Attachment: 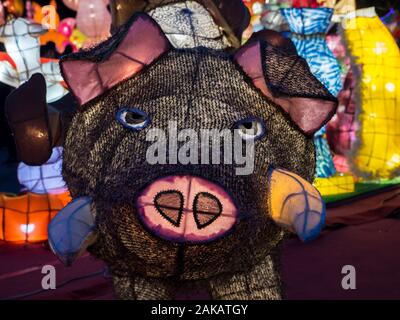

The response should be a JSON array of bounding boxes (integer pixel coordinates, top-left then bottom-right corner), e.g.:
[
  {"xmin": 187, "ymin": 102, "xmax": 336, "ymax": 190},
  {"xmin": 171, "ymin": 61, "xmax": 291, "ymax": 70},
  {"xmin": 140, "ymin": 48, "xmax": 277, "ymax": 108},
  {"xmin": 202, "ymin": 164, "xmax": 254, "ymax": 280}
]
[{"xmin": 135, "ymin": 175, "xmax": 238, "ymax": 243}]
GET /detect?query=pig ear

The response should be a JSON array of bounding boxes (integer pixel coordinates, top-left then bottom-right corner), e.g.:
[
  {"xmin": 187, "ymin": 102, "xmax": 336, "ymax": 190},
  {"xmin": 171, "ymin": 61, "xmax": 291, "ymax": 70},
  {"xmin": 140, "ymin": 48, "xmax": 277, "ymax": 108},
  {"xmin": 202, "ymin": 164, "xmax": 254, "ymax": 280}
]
[
  {"xmin": 234, "ymin": 36, "xmax": 338, "ymax": 136},
  {"xmin": 60, "ymin": 13, "xmax": 171, "ymax": 106}
]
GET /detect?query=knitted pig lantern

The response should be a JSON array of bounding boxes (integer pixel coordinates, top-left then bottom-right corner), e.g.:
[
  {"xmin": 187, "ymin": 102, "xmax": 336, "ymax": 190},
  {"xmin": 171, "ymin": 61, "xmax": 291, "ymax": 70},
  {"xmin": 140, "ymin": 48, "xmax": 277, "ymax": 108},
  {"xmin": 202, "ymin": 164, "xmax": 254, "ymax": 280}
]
[{"xmin": 6, "ymin": 13, "xmax": 337, "ymax": 299}]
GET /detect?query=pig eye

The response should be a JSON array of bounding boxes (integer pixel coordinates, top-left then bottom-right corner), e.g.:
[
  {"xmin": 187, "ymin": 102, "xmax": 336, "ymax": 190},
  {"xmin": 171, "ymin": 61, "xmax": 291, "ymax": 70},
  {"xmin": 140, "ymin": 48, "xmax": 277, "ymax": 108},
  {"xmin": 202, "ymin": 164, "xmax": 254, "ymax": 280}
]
[
  {"xmin": 116, "ymin": 108, "xmax": 150, "ymax": 130},
  {"xmin": 234, "ymin": 117, "xmax": 266, "ymax": 141}
]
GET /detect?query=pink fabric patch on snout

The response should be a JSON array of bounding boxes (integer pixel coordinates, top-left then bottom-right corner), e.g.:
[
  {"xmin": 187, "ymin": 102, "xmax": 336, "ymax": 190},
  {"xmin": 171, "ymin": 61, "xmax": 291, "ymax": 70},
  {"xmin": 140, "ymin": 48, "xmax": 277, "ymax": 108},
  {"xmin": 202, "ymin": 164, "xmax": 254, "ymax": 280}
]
[{"xmin": 136, "ymin": 175, "xmax": 238, "ymax": 243}]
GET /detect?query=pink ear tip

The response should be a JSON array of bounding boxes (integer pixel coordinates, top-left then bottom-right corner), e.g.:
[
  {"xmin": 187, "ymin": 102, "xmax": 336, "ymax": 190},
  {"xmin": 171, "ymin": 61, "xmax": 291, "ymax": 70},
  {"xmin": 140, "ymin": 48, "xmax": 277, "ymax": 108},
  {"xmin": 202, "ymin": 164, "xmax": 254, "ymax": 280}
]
[
  {"xmin": 247, "ymin": 30, "xmax": 298, "ymax": 55},
  {"xmin": 60, "ymin": 13, "xmax": 171, "ymax": 106},
  {"xmin": 234, "ymin": 39, "xmax": 338, "ymax": 135}
]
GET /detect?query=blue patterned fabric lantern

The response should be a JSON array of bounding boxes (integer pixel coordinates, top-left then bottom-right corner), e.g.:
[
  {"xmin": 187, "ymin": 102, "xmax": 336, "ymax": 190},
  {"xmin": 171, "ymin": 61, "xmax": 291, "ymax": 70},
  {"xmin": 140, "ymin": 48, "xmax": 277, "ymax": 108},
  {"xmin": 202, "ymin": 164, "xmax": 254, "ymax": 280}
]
[{"xmin": 281, "ymin": 7, "xmax": 342, "ymax": 178}]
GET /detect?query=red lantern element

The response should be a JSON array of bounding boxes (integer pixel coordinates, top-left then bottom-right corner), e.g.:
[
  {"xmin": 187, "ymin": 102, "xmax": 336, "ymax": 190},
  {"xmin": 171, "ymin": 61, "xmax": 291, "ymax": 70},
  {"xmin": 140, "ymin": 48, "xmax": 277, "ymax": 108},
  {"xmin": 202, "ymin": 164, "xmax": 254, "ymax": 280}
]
[{"xmin": 292, "ymin": 0, "xmax": 320, "ymax": 8}]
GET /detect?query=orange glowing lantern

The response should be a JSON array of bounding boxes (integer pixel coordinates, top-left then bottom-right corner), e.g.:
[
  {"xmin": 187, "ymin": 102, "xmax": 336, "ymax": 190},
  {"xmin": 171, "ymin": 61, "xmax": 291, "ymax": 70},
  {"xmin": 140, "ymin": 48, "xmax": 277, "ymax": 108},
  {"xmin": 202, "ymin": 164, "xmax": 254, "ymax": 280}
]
[
  {"xmin": 3, "ymin": 0, "xmax": 24, "ymax": 17},
  {"xmin": 32, "ymin": 0, "xmax": 75, "ymax": 54},
  {"xmin": 0, "ymin": 192, "xmax": 71, "ymax": 243}
]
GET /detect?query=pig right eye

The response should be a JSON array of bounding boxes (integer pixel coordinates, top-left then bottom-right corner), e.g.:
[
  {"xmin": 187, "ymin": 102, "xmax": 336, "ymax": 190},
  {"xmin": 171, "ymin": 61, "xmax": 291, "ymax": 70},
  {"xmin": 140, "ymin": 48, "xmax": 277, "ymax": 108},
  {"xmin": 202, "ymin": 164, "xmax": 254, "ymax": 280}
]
[
  {"xmin": 234, "ymin": 117, "xmax": 266, "ymax": 141},
  {"xmin": 116, "ymin": 108, "xmax": 150, "ymax": 130}
]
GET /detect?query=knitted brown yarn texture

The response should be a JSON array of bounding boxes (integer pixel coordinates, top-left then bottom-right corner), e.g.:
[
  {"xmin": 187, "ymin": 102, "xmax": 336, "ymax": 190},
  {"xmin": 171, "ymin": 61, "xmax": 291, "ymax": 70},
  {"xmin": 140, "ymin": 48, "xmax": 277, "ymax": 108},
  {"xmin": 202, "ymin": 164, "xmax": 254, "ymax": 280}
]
[{"xmin": 62, "ymin": 47, "xmax": 316, "ymax": 283}]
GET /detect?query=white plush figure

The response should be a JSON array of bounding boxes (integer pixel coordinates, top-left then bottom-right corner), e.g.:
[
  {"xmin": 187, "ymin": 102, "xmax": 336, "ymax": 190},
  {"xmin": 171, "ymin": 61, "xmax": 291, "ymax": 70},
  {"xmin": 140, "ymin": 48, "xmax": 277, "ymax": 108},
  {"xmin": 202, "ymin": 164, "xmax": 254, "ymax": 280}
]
[
  {"xmin": 0, "ymin": 18, "xmax": 68, "ymax": 103},
  {"xmin": 0, "ymin": 2, "xmax": 5, "ymax": 26}
]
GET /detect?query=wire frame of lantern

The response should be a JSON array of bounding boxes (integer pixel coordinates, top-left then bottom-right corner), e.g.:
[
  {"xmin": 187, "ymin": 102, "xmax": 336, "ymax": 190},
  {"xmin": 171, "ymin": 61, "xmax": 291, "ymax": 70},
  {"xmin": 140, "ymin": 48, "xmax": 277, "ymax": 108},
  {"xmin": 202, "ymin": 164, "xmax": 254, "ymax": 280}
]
[
  {"xmin": 0, "ymin": 18, "xmax": 68, "ymax": 103},
  {"xmin": 342, "ymin": 7, "xmax": 400, "ymax": 179},
  {"xmin": 313, "ymin": 174, "xmax": 355, "ymax": 196},
  {"xmin": 281, "ymin": 7, "xmax": 343, "ymax": 179},
  {"xmin": 0, "ymin": 192, "xmax": 71, "ymax": 242},
  {"xmin": 18, "ymin": 147, "xmax": 67, "ymax": 194}
]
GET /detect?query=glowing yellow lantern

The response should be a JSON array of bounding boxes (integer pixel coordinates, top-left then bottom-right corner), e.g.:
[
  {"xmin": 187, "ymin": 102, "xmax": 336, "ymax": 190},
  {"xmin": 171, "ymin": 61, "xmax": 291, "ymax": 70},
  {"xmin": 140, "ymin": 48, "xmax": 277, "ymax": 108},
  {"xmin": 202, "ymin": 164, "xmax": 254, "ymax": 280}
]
[
  {"xmin": 0, "ymin": 192, "xmax": 71, "ymax": 243},
  {"xmin": 343, "ymin": 7, "xmax": 400, "ymax": 179},
  {"xmin": 313, "ymin": 174, "xmax": 355, "ymax": 196}
]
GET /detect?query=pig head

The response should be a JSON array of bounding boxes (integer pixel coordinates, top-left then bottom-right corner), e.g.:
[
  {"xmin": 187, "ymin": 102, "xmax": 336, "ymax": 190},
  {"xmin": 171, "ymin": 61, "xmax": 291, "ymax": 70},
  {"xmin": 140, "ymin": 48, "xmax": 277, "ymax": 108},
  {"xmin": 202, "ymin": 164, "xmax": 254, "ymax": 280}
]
[{"xmin": 6, "ymin": 14, "xmax": 337, "ymax": 281}]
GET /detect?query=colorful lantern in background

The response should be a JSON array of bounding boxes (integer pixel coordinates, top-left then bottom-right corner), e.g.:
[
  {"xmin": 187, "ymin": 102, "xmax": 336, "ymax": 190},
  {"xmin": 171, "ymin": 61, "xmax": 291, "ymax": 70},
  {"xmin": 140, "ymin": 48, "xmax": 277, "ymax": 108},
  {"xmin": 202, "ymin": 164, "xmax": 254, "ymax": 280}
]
[
  {"xmin": 32, "ymin": 1, "xmax": 77, "ymax": 54},
  {"xmin": 381, "ymin": 8, "xmax": 400, "ymax": 47},
  {"xmin": 280, "ymin": 8, "xmax": 342, "ymax": 97},
  {"xmin": 18, "ymin": 147, "xmax": 67, "ymax": 195},
  {"xmin": 0, "ymin": 18, "xmax": 68, "ymax": 102},
  {"xmin": 33, "ymin": 0, "xmax": 60, "ymax": 28},
  {"xmin": 242, "ymin": 0, "xmax": 264, "ymax": 40},
  {"xmin": 281, "ymin": 7, "xmax": 342, "ymax": 179},
  {"xmin": 325, "ymin": 33, "xmax": 358, "ymax": 174},
  {"xmin": 70, "ymin": 28, "xmax": 86, "ymax": 49},
  {"xmin": 313, "ymin": 173, "xmax": 355, "ymax": 195},
  {"xmin": 62, "ymin": 0, "xmax": 80, "ymax": 10},
  {"xmin": 2, "ymin": 0, "xmax": 24, "ymax": 17},
  {"xmin": 58, "ymin": 17, "xmax": 76, "ymax": 38},
  {"xmin": 56, "ymin": 18, "xmax": 78, "ymax": 52},
  {"xmin": 62, "ymin": 0, "xmax": 111, "ymax": 47},
  {"xmin": 343, "ymin": 6, "xmax": 400, "ymax": 179},
  {"xmin": 326, "ymin": 34, "xmax": 350, "ymax": 83},
  {"xmin": 320, "ymin": 0, "xmax": 336, "ymax": 7},
  {"xmin": 332, "ymin": 0, "xmax": 355, "ymax": 22},
  {"xmin": 292, "ymin": 0, "xmax": 320, "ymax": 8},
  {"xmin": 25, "ymin": 0, "xmax": 34, "ymax": 20},
  {"xmin": 242, "ymin": 0, "xmax": 290, "ymax": 40},
  {"xmin": 293, "ymin": 0, "xmax": 337, "ymax": 8},
  {"xmin": 260, "ymin": 0, "xmax": 291, "ymax": 33},
  {"xmin": 0, "ymin": 2, "xmax": 5, "ymax": 25},
  {"xmin": 327, "ymin": 69, "xmax": 358, "ymax": 173},
  {"xmin": 0, "ymin": 192, "xmax": 71, "ymax": 242}
]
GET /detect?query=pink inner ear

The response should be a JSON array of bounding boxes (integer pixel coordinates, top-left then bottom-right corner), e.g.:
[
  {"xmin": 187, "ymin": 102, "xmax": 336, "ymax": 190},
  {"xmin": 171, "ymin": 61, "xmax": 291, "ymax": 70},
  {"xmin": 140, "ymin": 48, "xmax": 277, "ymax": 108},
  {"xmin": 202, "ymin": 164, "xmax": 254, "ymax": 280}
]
[
  {"xmin": 61, "ymin": 60, "xmax": 101, "ymax": 105},
  {"xmin": 61, "ymin": 14, "xmax": 171, "ymax": 105},
  {"xmin": 234, "ymin": 41, "xmax": 336, "ymax": 136},
  {"xmin": 273, "ymin": 96, "xmax": 337, "ymax": 135}
]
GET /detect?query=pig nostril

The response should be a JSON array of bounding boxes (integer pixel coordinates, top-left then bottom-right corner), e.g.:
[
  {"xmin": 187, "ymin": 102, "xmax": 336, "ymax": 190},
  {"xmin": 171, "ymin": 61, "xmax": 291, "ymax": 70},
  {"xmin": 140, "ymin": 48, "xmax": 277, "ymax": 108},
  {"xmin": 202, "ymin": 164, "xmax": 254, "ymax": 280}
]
[
  {"xmin": 193, "ymin": 192, "xmax": 222, "ymax": 229},
  {"xmin": 154, "ymin": 190, "xmax": 184, "ymax": 227}
]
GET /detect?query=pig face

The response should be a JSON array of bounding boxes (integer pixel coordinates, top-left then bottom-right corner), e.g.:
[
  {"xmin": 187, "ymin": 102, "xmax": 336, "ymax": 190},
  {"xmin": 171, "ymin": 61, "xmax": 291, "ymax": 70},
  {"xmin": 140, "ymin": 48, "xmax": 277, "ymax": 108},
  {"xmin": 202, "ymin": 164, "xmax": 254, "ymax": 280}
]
[{"xmin": 57, "ymin": 14, "xmax": 336, "ymax": 279}]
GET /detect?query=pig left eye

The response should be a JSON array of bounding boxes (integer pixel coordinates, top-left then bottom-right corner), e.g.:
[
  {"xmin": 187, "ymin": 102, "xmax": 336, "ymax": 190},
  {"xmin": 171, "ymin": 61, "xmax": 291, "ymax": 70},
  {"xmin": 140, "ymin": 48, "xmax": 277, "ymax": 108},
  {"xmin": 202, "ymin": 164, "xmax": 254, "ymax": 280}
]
[
  {"xmin": 234, "ymin": 117, "xmax": 266, "ymax": 141},
  {"xmin": 116, "ymin": 108, "xmax": 150, "ymax": 130}
]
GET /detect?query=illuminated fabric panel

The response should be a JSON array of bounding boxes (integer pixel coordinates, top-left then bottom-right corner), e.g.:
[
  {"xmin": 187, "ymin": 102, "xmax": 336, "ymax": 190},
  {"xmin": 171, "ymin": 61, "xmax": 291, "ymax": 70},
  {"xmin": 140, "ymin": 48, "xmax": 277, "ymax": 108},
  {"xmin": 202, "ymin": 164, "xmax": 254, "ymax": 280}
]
[
  {"xmin": 48, "ymin": 196, "xmax": 96, "ymax": 266},
  {"xmin": 314, "ymin": 174, "xmax": 355, "ymax": 196},
  {"xmin": 0, "ymin": 192, "xmax": 71, "ymax": 242},
  {"xmin": 17, "ymin": 147, "xmax": 67, "ymax": 194},
  {"xmin": 0, "ymin": 18, "xmax": 68, "ymax": 103},
  {"xmin": 280, "ymin": 7, "xmax": 342, "ymax": 97},
  {"xmin": 268, "ymin": 168, "xmax": 325, "ymax": 242},
  {"xmin": 343, "ymin": 8, "xmax": 400, "ymax": 178}
]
